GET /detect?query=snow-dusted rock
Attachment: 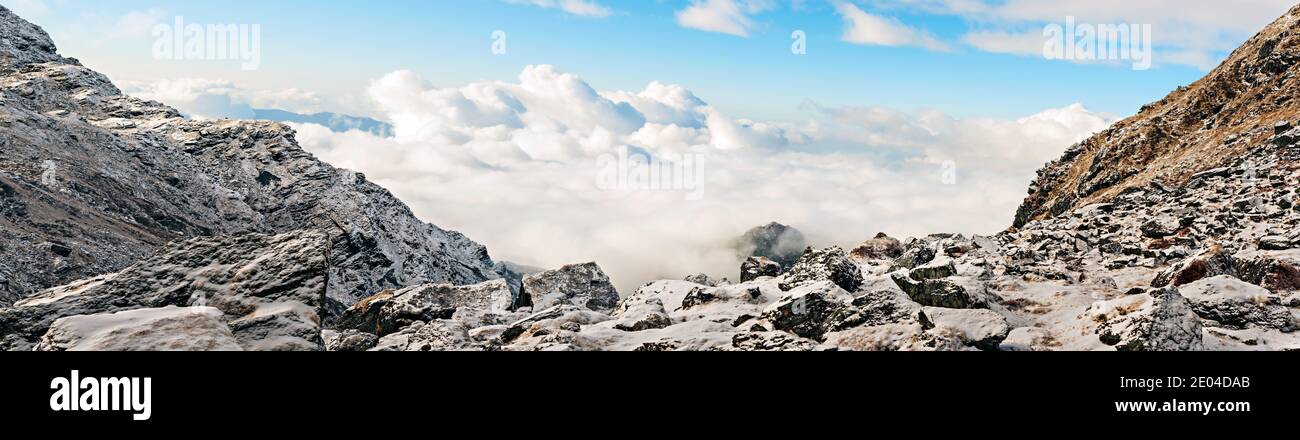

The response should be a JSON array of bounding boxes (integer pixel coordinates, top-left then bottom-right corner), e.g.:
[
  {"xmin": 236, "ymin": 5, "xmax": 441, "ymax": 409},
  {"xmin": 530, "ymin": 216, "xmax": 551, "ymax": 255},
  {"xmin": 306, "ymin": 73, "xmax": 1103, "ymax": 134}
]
[
  {"xmin": 0, "ymin": 6, "xmax": 503, "ymax": 309},
  {"xmin": 500, "ymin": 305, "xmax": 612, "ymax": 344},
  {"xmin": 909, "ymin": 256, "xmax": 958, "ymax": 280},
  {"xmin": 35, "ymin": 307, "xmax": 242, "ymax": 352},
  {"xmin": 612, "ymin": 298, "xmax": 671, "ymax": 332},
  {"xmin": 890, "ymin": 273, "xmax": 986, "ymax": 309},
  {"xmin": 760, "ymin": 281, "xmax": 858, "ymax": 340},
  {"xmin": 1090, "ymin": 288, "xmax": 1204, "ymax": 351},
  {"xmin": 0, "ymin": 230, "xmax": 328, "ymax": 351},
  {"xmin": 1178, "ymin": 276, "xmax": 1298, "ymax": 331},
  {"xmin": 778, "ymin": 246, "xmax": 864, "ymax": 293},
  {"xmin": 740, "ymin": 256, "xmax": 782, "ymax": 282},
  {"xmin": 337, "ymin": 279, "xmax": 515, "ymax": 337},
  {"xmin": 371, "ymin": 320, "xmax": 474, "ymax": 351},
  {"xmin": 920, "ymin": 307, "xmax": 1011, "ymax": 350},
  {"xmin": 728, "ymin": 331, "xmax": 817, "ymax": 351},
  {"xmin": 323, "ymin": 329, "xmax": 379, "ymax": 352},
  {"xmin": 820, "ymin": 323, "xmax": 971, "ymax": 351},
  {"xmin": 521, "ymin": 263, "xmax": 620, "ymax": 314}
]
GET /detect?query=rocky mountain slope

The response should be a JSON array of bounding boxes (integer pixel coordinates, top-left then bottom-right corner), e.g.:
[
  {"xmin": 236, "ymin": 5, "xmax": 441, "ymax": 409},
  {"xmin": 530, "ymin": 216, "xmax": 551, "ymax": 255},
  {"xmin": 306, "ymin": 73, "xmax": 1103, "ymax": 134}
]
[
  {"xmin": 1017, "ymin": 3, "xmax": 1300, "ymax": 227},
  {"xmin": 0, "ymin": 6, "xmax": 505, "ymax": 313},
  {"xmin": 1, "ymin": 6, "xmax": 1298, "ymax": 351}
]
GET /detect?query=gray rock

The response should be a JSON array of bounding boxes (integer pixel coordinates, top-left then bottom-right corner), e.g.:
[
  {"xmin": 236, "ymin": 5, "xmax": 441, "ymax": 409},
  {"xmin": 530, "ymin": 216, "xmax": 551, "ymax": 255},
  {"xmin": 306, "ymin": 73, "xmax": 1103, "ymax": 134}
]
[
  {"xmin": 0, "ymin": 8, "xmax": 503, "ymax": 308},
  {"xmin": 1092, "ymin": 288, "xmax": 1203, "ymax": 351},
  {"xmin": 740, "ymin": 256, "xmax": 782, "ymax": 282},
  {"xmin": 778, "ymin": 246, "xmax": 864, "ymax": 293},
  {"xmin": 1180, "ymin": 276, "xmax": 1299, "ymax": 331},
  {"xmin": 520, "ymin": 263, "xmax": 620, "ymax": 314},
  {"xmin": 760, "ymin": 281, "xmax": 858, "ymax": 340},
  {"xmin": 920, "ymin": 307, "xmax": 1011, "ymax": 350},
  {"xmin": 337, "ymin": 279, "xmax": 515, "ymax": 337},
  {"xmin": 0, "ymin": 230, "xmax": 328, "ymax": 351},
  {"xmin": 323, "ymin": 329, "xmax": 380, "ymax": 352},
  {"xmin": 890, "ymin": 273, "xmax": 984, "ymax": 309},
  {"xmin": 371, "ymin": 320, "xmax": 473, "ymax": 351},
  {"xmin": 612, "ymin": 298, "xmax": 671, "ymax": 332}
]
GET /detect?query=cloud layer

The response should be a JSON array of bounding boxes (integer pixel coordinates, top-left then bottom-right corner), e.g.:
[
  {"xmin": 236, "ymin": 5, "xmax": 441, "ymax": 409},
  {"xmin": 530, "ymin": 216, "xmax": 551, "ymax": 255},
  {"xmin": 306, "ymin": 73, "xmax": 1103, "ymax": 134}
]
[{"xmin": 286, "ymin": 65, "xmax": 1114, "ymax": 293}]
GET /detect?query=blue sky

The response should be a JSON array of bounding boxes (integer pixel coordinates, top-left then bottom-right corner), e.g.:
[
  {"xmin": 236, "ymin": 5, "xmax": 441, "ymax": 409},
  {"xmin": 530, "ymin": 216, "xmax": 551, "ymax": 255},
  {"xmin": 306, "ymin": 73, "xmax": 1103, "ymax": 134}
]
[{"xmin": 10, "ymin": 0, "xmax": 1292, "ymax": 120}]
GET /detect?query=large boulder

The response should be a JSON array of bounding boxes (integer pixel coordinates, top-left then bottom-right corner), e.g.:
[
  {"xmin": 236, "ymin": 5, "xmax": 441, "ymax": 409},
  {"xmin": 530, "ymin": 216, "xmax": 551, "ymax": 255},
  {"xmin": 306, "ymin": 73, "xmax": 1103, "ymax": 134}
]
[
  {"xmin": 850, "ymin": 233, "xmax": 904, "ymax": 260},
  {"xmin": 778, "ymin": 246, "xmax": 864, "ymax": 293},
  {"xmin": 919, "ymin": 307, "xmax": 1011, "ymax": 351},
  {"xmin": 1090, "ymin": 288, "xmax": 1204, "ymax": 351},
  {"xmin": 740, "ymin": 256, "xmax": 782, "ymax": 282},
  {"xmin": 890, "ymin": 273, "xmax": 985, "ymax": 309},
  {"xmin": 0, "ymin": 230, "xmax": 329, "ymax": 351},
  {"xmin": 1179, "ymin": 276, "xmax": 1299, "ymax": 331},
  {"xmin": 34, "ymin": 307, "xmax": 242, "ymax": 351},
  {"xmin": 612, "ymin": 298, "xmax": 672, "ymax": 332},
  {"xmin": 521, "ymin": 263, "xmax": 620, "ymax": 314},
  {"xmin": 760, "ymin": 281, "xmax": 859, "ymax": 340},
  {"xmin": 337, "ymin": 279, "xmax": 515, "ymax": 337}
]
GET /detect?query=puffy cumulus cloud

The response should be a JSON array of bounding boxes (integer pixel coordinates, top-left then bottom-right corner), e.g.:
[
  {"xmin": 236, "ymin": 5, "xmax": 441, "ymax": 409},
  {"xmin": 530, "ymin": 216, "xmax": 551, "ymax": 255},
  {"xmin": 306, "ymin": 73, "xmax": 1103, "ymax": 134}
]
[
  {"xmin": 676, "ymin": 0, "xmax": 776, "ymax": 37},
  {"xmin": 121, "ymin": 78, "xmax": 352, "ymax": 119},
  {"xmin": 290, "ymin": 65, "xmax": 1114, "ymax": 294},
  {"xmin": 835, "ymin": 1, "xmax": 950, "ymax": 51},
  {"xmin": 884, "ymin": 0, "xmax": 1295, "ymax": 69},
  {"xmin": 504, "ymin": 0, "xmax": 613, "ymax": 18}
]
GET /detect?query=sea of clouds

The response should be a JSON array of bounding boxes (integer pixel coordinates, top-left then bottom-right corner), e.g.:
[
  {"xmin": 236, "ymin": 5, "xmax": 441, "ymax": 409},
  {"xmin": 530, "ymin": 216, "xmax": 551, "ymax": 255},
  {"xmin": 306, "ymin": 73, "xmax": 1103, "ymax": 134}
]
[{"xmin": 130, "ymin": 65, "xmax": 1115, "ymax": 293}]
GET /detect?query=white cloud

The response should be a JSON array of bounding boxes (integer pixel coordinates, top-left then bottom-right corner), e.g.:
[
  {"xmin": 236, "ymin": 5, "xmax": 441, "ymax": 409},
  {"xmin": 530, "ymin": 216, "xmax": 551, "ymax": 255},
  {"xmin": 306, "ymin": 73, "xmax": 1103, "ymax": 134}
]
[
  {"xmin": 676, "ymin": 0, "xmax": 776, "ymax": 37},
  {"xmin": 835, "ymin": 2, "xmax": 950, "ymax": 51},
  {"xmin": 120, "ymin": 78, "xmax": 343, "ymax": 119},
  {"xmin": 110, "ymin": 8, "xmax": 166, "ymax": 38},
  {"xmin": 286, "ymin": 65, "xmax": 1114, "ymax": 293},
  {"xmin": 505, "ymin": 0, "xmax": 612, "ymax": 18},
  {"xmin": 892, "ymin": 0, "xmax": 1296, "ymax": 69},
  {"xmin": 960, "ymin": 29, "xmax": 1043, "ymax": 56}
]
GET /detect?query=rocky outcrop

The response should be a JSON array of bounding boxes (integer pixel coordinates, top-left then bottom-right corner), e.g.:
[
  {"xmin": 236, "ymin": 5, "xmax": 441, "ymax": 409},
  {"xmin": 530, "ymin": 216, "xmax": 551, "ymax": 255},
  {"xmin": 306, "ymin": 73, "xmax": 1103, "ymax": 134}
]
[
  {"xmin": 0, "ymin": 230, "xmax": 328, "ymax": 351},
  {"xmin": 778, "ymin": 247, "xmax": 863, "ymax": 293},
  {"xmin": 734, "ymin": 222, "xmax": 807, "ymax": 269},
  {"xmin": 520, "ymin": 263, "xmax": 619, "ymax": 314},
  {"xmin": 740, "ymin": 256, "xmax": 782, "ymax": 282},
  {"xmin": 1016, "ymin": 4, "xmax": 1300, "ymax": 227},
  {"xmin": 850, "ymin": 233, "xmax": 905, "ymax": 260},
  {"xmin": 0, "ymin": 5, "xmax": 503, "ymax": 309}
]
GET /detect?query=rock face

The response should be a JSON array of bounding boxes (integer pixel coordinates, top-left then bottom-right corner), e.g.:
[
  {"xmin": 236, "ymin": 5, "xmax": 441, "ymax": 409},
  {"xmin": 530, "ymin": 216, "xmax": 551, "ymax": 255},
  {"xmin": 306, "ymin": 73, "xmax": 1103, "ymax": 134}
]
[
  {"xmin": 0, "ymin": 231, "xmax": 329, "ymax": 351},
  {"xmin": 1015, "ymin": 4, "xmax": 1300, "ymax": 227},
  {"xmin": 734, "ymin": 222, "xmax": 808, "ymax": 269},
  {"xmin": 0, "ymin": 5, "xmax": 502, "ymax": 309},
  {"xmin": 520, "ymin": 263, "xmax": 620, "ymax": 314}
]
